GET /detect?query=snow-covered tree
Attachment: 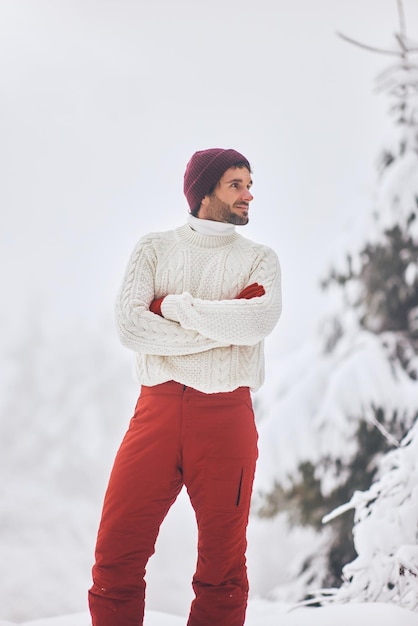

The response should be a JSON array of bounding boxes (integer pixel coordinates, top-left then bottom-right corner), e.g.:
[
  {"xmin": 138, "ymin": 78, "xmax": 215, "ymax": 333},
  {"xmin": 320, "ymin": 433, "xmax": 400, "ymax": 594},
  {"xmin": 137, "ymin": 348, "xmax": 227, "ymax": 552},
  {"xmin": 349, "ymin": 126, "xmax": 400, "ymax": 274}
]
[
  {"xmin": 254, "ymin": 4, "xmax": 418, "ymax": 602},
  {"xmin": 315, "ymin": 9, "xmax": 418, "ymax": 609},
  {"xmin": 321, "ymin": 418, "xmax": 418, "ymax": 611}
]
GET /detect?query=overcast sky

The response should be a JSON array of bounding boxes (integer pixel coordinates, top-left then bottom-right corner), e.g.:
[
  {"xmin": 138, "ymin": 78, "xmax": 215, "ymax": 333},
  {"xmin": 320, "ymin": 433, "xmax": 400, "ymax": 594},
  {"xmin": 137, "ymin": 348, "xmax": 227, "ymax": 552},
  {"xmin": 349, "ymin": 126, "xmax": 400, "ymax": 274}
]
[{"xmin": 1, "ymin": 0, "xmax": 418, "ymax": 354}]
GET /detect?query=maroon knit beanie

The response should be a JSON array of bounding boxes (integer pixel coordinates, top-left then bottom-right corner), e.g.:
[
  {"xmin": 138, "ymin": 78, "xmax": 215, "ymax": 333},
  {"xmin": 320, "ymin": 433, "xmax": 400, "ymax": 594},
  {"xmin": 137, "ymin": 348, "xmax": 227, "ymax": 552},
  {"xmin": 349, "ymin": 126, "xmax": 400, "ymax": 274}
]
[{"xmin": 183, "ymin": 148, "xmax": 251, "ymax": 211}]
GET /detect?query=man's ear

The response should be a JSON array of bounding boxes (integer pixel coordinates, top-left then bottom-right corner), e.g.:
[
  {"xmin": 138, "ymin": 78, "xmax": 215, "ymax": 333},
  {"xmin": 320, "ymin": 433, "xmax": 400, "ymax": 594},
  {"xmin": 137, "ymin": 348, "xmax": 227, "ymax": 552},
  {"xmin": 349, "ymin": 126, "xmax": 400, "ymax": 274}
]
[
  {"xmin": 200, "ymin": 195, "xmax": 210, "ymax": 210},
  {"xmin": 197, "ymin": 195, "xmax": 210, "ymax": 218}
]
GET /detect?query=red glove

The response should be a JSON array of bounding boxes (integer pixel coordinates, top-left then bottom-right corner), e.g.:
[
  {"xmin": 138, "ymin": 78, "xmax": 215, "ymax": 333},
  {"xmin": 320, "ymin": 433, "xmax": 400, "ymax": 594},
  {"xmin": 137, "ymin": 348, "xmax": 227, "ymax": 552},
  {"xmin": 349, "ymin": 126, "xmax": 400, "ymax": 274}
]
[
  {"xmin": 237, "ymin": 283, "xmax": 265, "ymax": 299},
  {"xmin": 149, "ymin": 297, "xmax": 165, "ymax": 316}
]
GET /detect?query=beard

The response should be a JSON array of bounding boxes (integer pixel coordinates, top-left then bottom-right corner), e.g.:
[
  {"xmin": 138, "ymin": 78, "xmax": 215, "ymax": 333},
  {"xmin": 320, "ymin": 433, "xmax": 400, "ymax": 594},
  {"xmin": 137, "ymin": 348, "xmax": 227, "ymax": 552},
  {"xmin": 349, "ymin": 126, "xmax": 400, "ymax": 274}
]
[{"xmin": 207, "ymin": 193, "xmax": 249, "ymax": 225}]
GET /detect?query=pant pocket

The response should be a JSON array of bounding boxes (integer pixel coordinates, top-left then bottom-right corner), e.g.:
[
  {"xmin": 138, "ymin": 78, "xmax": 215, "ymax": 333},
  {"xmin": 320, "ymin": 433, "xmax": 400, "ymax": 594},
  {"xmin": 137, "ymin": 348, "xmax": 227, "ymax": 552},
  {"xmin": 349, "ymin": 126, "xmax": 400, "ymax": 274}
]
[{"xmin": 204, "ymin": 458, "xmax": 255, "ymax": 511}]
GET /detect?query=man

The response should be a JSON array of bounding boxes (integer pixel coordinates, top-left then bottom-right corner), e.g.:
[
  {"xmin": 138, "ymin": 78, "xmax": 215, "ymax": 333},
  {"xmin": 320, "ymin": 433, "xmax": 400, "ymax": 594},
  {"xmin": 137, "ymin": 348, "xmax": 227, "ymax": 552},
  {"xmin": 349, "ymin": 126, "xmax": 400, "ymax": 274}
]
[{"xmin": 88, "ymin": 148, "xmax": 282, "ymax": 625}]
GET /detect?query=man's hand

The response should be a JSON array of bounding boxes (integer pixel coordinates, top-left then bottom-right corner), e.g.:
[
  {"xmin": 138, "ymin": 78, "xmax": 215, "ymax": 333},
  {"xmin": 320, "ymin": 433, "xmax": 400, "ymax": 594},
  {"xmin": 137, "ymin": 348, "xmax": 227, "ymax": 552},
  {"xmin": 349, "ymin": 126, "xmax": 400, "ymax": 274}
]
[
  {"xmin": 149, "ymin": 297, "xmax": 165, "ymax": 316},
  {"xmin": 237, "ymin": 283, "xmax": 265, "ymax": 299}
]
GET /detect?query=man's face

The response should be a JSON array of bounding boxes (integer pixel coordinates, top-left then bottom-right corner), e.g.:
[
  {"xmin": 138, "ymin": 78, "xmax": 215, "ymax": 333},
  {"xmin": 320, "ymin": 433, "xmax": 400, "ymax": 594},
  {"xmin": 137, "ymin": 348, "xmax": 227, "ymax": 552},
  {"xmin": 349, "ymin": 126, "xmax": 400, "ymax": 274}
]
[{"xmin": 199, "ymin": 166, "xmax": 253, "ymax": 225}]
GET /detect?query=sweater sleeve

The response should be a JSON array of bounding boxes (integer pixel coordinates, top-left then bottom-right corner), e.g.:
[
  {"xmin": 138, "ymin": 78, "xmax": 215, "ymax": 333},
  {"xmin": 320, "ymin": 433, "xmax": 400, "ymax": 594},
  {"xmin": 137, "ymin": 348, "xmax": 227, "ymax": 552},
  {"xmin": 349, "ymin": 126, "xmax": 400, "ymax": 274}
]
[
  {"xmin": 161, "ymin": 245, "xmax": 282, "ymax": 346},
  {"xmin": 115, "ymin": 236, "xmax": 229, "ymax": 356}
]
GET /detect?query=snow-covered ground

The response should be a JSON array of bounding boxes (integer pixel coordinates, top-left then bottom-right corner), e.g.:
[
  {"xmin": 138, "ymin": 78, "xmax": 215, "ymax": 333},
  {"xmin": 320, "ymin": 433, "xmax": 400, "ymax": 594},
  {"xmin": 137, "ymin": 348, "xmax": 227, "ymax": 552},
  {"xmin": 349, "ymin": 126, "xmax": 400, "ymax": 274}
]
[{"xmin": 1, "ymin": 600, "xmax": 418, "ymax": 626}]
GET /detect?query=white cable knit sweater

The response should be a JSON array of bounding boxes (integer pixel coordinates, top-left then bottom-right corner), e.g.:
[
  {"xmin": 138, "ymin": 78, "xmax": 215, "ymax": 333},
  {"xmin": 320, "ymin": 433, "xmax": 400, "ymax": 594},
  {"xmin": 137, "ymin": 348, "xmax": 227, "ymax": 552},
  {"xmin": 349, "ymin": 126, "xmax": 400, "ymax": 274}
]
[{"xmin": 115, "ymin": 222, "xmax": 282, "ymax": 393}]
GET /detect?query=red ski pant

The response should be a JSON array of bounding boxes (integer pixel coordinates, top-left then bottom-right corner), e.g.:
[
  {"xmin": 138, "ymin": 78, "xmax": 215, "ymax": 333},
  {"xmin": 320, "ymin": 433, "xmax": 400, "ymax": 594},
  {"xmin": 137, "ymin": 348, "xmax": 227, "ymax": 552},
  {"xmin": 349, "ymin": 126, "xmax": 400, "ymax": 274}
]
[{"xmin": 88, "ymin": 381, "xmax": 258, "ymax": 626}]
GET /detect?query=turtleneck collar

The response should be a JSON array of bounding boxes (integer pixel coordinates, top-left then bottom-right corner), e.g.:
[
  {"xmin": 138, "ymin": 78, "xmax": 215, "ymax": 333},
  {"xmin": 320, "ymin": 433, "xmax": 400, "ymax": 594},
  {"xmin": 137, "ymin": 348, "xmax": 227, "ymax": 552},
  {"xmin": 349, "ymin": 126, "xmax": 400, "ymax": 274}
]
[{"xmin": 187, "ymin": 213, "xmax": 236, "ymax": 237}]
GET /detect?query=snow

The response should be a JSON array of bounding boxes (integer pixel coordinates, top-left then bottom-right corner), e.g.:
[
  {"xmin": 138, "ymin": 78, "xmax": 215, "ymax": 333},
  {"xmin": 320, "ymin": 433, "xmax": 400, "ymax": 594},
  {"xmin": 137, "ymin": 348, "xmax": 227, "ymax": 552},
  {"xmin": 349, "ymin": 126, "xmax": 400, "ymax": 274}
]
[
  {"xmin": 254, "ymin": 327, "xmax": 418, "ymax": 496},
  {"xmin": 320, "ymin": 419, "xmax": 418, "ymax": 610},
  {"xmin": 376, "ymin": 151, "xmax": 418, "ymax": 239},
  {"xmin": 1, "ymin": 601, "xmax": 418, "ymax": 626}
]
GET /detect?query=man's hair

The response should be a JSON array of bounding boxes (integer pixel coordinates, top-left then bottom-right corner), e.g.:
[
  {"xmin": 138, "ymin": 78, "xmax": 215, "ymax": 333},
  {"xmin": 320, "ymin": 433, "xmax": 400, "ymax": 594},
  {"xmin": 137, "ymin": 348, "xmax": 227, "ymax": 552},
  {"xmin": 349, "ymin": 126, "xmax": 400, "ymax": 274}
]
[{"xmin": 190, "ymin": 161, "xmax": 251, "ymax": 217}]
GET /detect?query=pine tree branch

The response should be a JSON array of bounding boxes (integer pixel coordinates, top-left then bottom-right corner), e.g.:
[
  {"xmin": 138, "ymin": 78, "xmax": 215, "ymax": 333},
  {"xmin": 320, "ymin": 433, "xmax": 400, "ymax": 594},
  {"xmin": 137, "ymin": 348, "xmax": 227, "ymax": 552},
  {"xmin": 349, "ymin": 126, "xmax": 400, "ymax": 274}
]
[
  {"xmin": 398, "ymin": 556, "xmax": 418, "ymax": 578},
  {"xmin": 395, "ymin": 32, "xmax": 408, "ymax": 53},
  {"xmin": 394, "ymin": 32, "xmax": 418, "ymax": 54},
  {"xmin": 322, "ymin": 499, "xmax": 355, "ymax": 524},
  {"xmin": 322, "ymin": 489, "xmax": 371, "ymax": 524},
  {"xmin": 366, "ymin": 409, "xmax": 401, "ymax": 448},
  {"xmin": 397, "ymin": 0, "xmax": 406, "ymax": 39},
  {"xmin": 337, "ymin": 31, "xmax": 401, "ymax": 57}
]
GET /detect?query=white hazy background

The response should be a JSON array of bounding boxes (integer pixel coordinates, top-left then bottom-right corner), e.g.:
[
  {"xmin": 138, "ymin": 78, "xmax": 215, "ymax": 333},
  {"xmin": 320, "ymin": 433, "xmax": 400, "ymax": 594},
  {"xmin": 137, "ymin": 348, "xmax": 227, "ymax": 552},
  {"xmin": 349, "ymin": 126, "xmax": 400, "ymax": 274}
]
[{"xmin": 2, "ymin": 0, "xmax": 418, "ymax": 622}]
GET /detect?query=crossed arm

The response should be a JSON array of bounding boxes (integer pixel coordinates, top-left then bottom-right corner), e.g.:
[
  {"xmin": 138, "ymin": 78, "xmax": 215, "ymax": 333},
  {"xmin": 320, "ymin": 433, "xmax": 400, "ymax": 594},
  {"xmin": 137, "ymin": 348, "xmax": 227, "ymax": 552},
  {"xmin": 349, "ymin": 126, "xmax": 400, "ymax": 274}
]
[
  {"xmin": 115, "ymin": 238, "xmax": 282, "ymax": 356},
  {"xmin": 150, "ymin": 282, "xmax": 265, "ymax": 315}
]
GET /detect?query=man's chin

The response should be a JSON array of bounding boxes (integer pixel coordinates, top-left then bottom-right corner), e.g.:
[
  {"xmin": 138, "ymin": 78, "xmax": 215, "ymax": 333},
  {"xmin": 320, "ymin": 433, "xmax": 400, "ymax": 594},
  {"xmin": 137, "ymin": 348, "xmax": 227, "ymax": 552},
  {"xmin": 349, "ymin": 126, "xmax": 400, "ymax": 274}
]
[{"xmin": 232, "ymin": 215, "xmax": 249, "ymax": 226}]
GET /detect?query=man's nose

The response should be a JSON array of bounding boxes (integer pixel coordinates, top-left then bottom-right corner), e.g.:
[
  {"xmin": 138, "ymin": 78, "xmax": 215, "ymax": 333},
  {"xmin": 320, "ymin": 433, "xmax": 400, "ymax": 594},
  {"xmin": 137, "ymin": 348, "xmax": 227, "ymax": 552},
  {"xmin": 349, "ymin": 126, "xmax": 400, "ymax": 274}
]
[{"xmin": 242, "ymin": 189, "xmax": 254, "ymax": 202}]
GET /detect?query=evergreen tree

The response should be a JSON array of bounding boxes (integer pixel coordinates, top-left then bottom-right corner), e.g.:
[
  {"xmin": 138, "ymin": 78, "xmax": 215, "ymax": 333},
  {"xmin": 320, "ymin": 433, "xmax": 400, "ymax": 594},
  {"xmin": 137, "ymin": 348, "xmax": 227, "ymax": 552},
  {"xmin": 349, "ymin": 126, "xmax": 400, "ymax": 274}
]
[
  {"xmin": 255, "ymin": 3, "xmax": 418, "ymax": 598},
  {"xmin": 321, "ymin": 415, "xmax": 418, "ymax": 610}
]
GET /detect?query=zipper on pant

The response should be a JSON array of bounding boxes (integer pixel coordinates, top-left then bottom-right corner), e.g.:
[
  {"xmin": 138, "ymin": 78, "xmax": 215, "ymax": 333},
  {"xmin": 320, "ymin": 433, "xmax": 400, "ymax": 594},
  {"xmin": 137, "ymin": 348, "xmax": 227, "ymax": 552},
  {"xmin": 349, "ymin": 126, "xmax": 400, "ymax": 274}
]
[{"xmin": 236, "ymin": 468, "xmax": 244, "ymax": 506}]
